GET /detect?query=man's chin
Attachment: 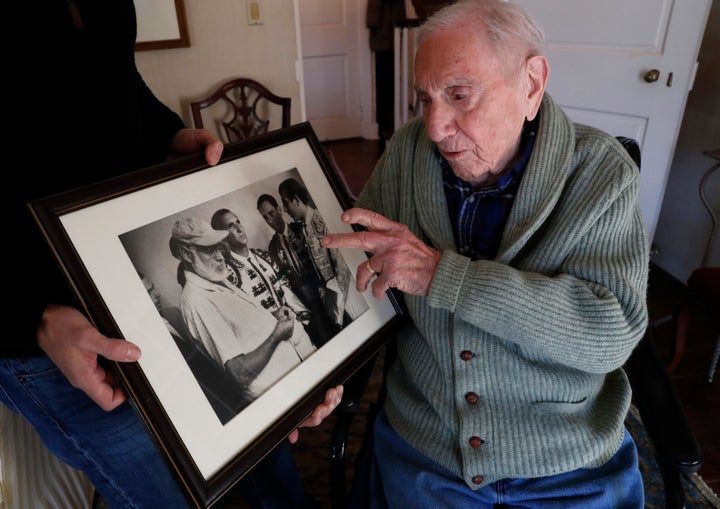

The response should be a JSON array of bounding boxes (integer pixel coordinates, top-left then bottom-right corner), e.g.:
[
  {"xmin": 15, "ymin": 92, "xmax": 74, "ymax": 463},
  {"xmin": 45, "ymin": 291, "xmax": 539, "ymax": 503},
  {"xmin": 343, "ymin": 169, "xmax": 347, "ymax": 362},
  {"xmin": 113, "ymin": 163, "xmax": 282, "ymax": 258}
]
[{"xmin": 201, "ymin": 269, "xmax": 229, "ymax": 283}]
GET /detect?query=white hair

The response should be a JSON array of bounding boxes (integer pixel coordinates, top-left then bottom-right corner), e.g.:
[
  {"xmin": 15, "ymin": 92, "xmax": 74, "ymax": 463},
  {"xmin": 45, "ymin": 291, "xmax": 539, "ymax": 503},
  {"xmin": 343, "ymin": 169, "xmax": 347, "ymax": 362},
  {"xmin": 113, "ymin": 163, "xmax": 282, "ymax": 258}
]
[{"xmin": 417, "ymin": 0, "xmax": 546, "ymax": 76}]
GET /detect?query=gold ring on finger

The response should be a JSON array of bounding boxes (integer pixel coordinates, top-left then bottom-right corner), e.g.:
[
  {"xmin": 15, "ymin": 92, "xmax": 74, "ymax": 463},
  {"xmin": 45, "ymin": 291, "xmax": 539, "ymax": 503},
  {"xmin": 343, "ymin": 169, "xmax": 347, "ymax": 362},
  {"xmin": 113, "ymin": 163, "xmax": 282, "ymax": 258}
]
[{"xmin": 365, "ymin": 259, "xmax": 378, "ymax": 276}]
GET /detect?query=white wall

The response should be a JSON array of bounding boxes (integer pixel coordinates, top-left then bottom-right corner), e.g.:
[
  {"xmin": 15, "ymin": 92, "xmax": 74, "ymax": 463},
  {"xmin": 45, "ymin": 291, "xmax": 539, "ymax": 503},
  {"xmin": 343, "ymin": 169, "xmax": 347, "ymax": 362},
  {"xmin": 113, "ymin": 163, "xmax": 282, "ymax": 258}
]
[
  {"xmin": 135, "ymin": 0, "xmax": 302, "ymax": 129},
  {"xmin": 652, "ymin": 2, "xmax": 720, "ymax": 282}
]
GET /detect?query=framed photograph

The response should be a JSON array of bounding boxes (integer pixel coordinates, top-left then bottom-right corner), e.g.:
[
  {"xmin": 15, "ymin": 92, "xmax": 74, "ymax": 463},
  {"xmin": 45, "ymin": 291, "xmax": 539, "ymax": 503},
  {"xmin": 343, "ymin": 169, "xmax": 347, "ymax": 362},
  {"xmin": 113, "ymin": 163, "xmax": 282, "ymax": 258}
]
[
  {"xmin": 135, "ymin": 0, "xmax": 190, "ymax": 51},
  {"xmin": 29, "ymin": 122, "xmax": 403, "ymax": 508}
]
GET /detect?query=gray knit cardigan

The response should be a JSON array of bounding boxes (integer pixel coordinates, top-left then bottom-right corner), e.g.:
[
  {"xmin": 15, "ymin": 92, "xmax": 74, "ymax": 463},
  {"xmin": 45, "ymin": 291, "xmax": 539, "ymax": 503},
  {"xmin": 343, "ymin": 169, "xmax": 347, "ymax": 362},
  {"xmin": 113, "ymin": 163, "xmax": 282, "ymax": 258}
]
[{"xmin": 355, "ymin": 93, "xmax": 649, "ymax": 488}]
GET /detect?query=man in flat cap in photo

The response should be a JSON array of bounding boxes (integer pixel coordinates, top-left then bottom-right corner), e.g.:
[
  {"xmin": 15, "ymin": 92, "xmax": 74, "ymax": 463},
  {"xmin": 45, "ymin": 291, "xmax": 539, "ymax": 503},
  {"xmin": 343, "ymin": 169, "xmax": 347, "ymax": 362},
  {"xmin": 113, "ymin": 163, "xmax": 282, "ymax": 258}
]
[{"xmin": 170, "ymin": 217, "xmax": 316, "ymax": 401}]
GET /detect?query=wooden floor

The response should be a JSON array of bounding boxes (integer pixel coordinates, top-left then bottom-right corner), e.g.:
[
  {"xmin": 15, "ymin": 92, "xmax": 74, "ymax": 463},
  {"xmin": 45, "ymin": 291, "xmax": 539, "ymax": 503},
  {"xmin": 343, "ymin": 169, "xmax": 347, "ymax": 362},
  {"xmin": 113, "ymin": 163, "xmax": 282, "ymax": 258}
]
[
  {"xmin": 322, "ymin": 137, "xmax": 387, "ymax": 201},
  {"xmin": 322, "ymin": 137, "xmax": 720, "ymax": 496}
]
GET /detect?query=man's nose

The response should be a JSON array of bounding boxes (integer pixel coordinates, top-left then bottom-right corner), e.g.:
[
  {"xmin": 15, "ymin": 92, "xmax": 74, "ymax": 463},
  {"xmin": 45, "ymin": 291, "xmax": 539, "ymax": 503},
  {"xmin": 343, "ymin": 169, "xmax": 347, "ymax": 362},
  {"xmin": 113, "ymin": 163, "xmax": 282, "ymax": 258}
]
[{"xmin": 424, "ymin": 102, "xmax": 456, "ymax": 142}]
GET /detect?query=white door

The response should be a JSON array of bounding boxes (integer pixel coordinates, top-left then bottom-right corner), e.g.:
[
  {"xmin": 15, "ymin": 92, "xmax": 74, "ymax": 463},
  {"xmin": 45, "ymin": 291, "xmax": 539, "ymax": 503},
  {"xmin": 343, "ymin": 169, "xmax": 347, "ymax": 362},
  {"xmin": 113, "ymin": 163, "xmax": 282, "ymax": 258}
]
[
  {"xmin": 297, "ymin": 0, "xmax": 374, "ymax": 141},
  {"xmin": 511, "ymin": 0, "xmax": 712, "ymax": 241}
]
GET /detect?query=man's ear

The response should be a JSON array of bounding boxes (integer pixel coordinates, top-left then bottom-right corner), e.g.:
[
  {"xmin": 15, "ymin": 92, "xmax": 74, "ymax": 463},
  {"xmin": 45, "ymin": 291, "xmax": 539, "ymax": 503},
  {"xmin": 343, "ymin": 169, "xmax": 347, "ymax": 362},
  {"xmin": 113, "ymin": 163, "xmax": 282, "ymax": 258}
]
[
  {"xmin": 524, "ymin": 54, "xmax": 549, "ymax": 121},
  {"xmin": 179, "ymin": 245, "xmax": 194, "ymax": 264}
]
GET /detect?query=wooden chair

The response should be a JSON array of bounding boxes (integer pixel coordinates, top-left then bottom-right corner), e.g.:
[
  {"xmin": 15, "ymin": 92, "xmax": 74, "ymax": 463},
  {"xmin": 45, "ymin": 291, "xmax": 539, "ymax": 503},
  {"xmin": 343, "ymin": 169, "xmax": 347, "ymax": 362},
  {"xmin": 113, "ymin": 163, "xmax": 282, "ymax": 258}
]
[
  {"xmin": 190, "ymin": 78, "xmax": 291, "ymax": 142},
  {"xmin": 618, "ymin": 138, "xmax": 703, "ymax": 508}
]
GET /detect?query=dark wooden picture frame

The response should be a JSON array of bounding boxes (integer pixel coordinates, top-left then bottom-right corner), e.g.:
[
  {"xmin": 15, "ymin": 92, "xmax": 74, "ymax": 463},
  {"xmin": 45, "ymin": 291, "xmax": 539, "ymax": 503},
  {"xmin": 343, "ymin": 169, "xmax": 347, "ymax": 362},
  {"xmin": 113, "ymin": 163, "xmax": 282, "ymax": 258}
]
[
  {"xmin": 29, "ymin": 122, "xmax": 402, "ymax": 508},
  {"xmin": 135, "ymin": 0, "xmax": 190, "ymax": 51}
]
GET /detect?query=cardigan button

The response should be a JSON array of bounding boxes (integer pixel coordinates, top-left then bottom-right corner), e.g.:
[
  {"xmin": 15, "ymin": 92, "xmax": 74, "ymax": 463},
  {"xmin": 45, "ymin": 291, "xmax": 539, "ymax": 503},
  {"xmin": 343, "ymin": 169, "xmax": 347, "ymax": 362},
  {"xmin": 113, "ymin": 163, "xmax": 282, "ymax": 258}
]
[
  {"xmin": 460, "ymin": 350, "xmax": 474, "ymax": 361},
  {"xmin": 471, "ymin": 475, "xmax": 484, "ymax": 485},
  {"xmin": 465, "ymin": 392, "xmax": 479, "ymax": 404},
  {"xmin": 469, "ymin": 436, "xmax": 485, "ymax": 448}
]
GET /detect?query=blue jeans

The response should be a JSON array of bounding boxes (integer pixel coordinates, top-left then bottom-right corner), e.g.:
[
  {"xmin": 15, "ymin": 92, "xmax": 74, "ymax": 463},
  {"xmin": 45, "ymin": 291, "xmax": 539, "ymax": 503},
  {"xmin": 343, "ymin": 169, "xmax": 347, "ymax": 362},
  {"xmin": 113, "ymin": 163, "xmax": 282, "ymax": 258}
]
[
  {"xmin": 0, "ymin": 355, "xmax": 316, "ymax": 509},
  {"xmin": 369, "ymin": 408, "xmax": 644, "ymax": 509}
]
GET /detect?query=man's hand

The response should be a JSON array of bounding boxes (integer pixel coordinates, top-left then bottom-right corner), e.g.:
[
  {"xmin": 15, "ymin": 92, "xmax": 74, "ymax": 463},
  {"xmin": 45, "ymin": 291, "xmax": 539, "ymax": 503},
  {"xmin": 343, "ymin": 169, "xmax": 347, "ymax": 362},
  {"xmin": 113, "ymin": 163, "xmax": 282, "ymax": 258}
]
[
  {"xmin": 168, "ymin": 128, "xmax": 223, "ymax": 165},
  {"xmin": 272, "ymin": 308, "xmax": 296, "ymax": 342},
  {"xmin": 272, "ymin": 305, "xmax": 296, "ymax": 323},
  {"xmin": 287, "ymin": 385, "xmax": 344, "ymax": 444},
  {"xmin": 322, "ymin": 208, "xmax": 442, "ymax": 299},
  {"xmin": 36, "ymin": 305, "xmax": 142, "ymax": 411}
]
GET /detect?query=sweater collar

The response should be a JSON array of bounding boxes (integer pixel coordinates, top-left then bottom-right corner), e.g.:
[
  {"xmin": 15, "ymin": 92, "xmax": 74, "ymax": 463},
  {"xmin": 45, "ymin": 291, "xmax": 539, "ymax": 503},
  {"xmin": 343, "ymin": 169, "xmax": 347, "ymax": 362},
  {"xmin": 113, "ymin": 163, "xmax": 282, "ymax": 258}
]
[
  {"xmin": 496, "ymin": 93, "xmax": 576, "ymax": 263},
  {"xmin": 411, "ymin": 93, "xmax": 576, "ymax": 263}
]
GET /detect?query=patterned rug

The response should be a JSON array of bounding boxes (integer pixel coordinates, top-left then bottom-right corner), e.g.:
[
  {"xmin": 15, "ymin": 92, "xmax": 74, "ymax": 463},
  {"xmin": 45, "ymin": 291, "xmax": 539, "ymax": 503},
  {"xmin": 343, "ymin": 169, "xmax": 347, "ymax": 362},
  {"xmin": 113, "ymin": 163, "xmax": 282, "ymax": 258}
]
[{"xmin": 626, "ymin": 405, "xmax": 720, "ymax": 508}]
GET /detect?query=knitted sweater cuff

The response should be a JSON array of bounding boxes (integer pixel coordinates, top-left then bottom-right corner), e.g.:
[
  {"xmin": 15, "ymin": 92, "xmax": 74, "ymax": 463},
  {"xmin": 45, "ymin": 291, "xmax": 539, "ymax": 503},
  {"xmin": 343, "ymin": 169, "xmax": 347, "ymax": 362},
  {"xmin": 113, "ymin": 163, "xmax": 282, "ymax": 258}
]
[{"xmin": 427, "ymin": 250, "xmax": 470, "ymax": 312}]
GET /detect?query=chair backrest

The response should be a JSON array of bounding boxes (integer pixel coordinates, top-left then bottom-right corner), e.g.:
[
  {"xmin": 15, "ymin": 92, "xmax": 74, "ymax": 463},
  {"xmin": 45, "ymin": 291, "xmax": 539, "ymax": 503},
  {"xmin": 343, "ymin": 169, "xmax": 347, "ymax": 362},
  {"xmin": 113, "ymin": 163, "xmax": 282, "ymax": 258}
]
[
  {"xmin": 190, "ymin": 78, "xmax": 291, "ymax": 143},
  {"xmin": 615, "ymin": 136, "xmax": 641, "ymax": 169}
]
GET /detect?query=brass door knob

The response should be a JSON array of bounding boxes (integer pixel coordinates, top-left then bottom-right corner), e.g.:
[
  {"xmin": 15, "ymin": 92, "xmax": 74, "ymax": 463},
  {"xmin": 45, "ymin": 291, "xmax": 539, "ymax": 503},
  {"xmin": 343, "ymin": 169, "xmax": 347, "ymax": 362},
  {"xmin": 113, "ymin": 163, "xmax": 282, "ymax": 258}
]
[{"xmin": 644, "ymin": 69, "xmax": 660, "ymax": 83}]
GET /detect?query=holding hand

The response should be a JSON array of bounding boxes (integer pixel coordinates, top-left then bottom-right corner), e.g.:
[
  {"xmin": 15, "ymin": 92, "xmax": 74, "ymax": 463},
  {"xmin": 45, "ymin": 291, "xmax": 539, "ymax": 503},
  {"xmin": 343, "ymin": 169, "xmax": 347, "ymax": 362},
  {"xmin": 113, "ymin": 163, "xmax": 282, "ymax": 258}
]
[
  {"xmin": 168, "ymin": 128, "xmax": 224, "ymax": 165},
  {"xmin": 322, "ymin": 208, "xmax": 442, "ymax": 300},
  {"xmin": 36, "ymin": 305, "xmax": 141, "ymax": 411},
  {"xmin": 272, "ymin": 305, "xmax": 296, "ymax": 323},
  {"xmin": 287, "ymin": 385, "xmax": 344, "ymax": 444}
]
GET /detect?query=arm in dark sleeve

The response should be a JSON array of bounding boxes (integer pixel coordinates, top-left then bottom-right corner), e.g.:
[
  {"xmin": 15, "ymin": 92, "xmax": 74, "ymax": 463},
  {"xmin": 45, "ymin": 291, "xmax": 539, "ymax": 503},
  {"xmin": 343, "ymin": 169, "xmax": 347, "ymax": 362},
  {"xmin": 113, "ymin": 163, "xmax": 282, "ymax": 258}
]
[
  {"xmin": 130, "ymin": 68, "xmax": 186, "ymax": 167},
  {"xmin": 6, "ymin": 0, "xmax": 186, "ymax": 357}
]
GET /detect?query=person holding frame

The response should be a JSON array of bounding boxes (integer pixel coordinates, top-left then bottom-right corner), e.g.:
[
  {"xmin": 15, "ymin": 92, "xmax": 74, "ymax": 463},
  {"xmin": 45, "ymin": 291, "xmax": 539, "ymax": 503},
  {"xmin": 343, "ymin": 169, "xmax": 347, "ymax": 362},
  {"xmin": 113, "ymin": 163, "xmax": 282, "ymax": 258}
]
[{"xmin": 1, "ymin": 2, "xmax": 341, "ymax": 508}]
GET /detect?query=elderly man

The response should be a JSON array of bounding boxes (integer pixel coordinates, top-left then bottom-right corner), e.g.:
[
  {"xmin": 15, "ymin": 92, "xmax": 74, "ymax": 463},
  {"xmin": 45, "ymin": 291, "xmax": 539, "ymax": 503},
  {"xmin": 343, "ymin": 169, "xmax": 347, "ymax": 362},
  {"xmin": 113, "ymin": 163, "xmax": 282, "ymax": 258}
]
[
  {"xmin": 170, "ymin": 216, "xmax": 316, "ymax": 399},
  {"xmin": 322, "ymin": 1, "xmax": 649, "ymax": 507}
]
